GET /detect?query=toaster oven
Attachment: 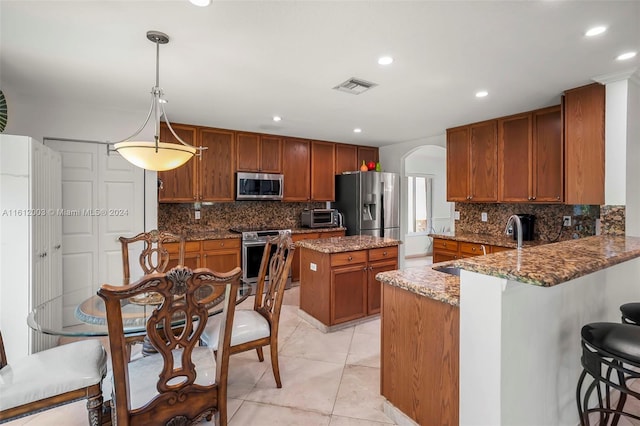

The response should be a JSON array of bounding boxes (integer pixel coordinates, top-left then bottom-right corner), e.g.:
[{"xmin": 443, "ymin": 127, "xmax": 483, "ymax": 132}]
[{"xmin": 301, "ymin": 209, "xmax": 340, "ymax": 228}]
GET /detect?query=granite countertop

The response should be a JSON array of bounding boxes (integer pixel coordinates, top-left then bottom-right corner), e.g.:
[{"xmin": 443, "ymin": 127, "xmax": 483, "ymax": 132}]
[
  {"xmin": 452, "ymin": 235, "xmax": 640, "ymax": 287},
  {"xmin": 429, "ymin": 231, "xmax": 547, "ymax": 249},
  {"xmin": 296, "ymin": 235, "xmax": 401, "ymax": 253},
  {"xmin": 377, "ymin": 235, "xmax": 640, "ymax": 306},
  {"xmin": 169, "ymin": 227, "xmax": 345, "ymax": 242},
  {"xmin": 376, "ymin": 266, "xmax": 460, "ymax": 306}
]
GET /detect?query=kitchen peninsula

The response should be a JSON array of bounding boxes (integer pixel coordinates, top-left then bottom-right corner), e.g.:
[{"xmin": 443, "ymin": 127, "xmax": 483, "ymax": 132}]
[
  {"xmin": 376, "ymin": 235, "xmax": 640, "ymax": 425},
  {"xmin": 297, "ymin": 235, "xmax": 400, "ymax": 332}
]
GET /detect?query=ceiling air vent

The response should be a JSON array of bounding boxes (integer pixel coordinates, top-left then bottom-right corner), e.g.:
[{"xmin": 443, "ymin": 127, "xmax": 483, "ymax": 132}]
[{"xmin": 333, "ymin": 77, "xmax": 378, "ymax": 95}]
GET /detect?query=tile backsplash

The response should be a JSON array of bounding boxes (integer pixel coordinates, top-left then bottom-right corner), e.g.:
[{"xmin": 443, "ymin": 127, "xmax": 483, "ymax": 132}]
[
  {"xmin": 158, "ymin": 201, "xmax": 325, "ymax": 234},
  {"xmin": 454, "ymin": 203, "xmax": 600, "ymax": 242}
]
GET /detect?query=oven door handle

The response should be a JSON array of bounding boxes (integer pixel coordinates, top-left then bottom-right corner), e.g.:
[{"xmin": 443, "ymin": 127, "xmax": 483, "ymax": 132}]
[{"xmin": 243, "ymin": 241, "xmax": 267, "ymax": 247}]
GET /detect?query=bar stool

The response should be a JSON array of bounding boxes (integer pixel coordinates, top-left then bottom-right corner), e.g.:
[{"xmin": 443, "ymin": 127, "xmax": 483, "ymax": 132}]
[
  {"xmin": 620, "ymin": 303, "xmax": 640, "ymax": 325},
  {"xmin": 576, "ymin": 322, "xmax": 640, "ymax": 425}
]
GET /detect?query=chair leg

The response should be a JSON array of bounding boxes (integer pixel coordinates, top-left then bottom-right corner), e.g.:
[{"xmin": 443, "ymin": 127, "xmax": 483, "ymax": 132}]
[
  {"xmin": 256, "ymin": 347, "xmax": 264, "ymax": 362},
  {"xmin": 218, "ymin": 391, "xmax": 227, "ymax": 426},
  {"xmin": 270, "ymin": 339, "xmax": 282, "ymax": 388},
  {"xmin": 86, "ymin": 391, "xmax": 103, "ymax": 426}
]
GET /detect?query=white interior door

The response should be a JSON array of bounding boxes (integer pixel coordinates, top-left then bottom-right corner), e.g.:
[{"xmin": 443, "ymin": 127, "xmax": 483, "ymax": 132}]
[{"xmin": 44, "ymin": 139, "xmax": 151, "ymax": 326}]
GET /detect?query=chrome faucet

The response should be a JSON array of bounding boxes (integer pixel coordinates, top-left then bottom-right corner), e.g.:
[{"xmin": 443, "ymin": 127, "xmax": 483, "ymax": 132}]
[{"xmin": 505, "ymin": 215, "xmax": 523, "ymax": 249}]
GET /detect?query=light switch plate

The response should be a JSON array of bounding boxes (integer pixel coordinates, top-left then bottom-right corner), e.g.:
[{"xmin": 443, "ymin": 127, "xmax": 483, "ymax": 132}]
[
  {"xmin": 310, "ymin": 262, "xmax": 317, "ymax": 271},
  {"xmin": 454, "ymin": 211, "xmax": 460, "ymax": 220},
  {"xmin": 481, "ymin": 212, "xmax": 488, "ymax": 222}
]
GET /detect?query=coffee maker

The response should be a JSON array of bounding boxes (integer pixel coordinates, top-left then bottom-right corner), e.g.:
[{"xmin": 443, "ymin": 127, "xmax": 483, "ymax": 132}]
[{"xmin": 513, "ymin": 214, "xmax": 535, "ymax": 241}]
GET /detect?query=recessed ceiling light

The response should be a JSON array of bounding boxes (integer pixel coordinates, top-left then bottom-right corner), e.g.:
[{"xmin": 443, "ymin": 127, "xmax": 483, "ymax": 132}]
[
  {"xmin": 353, "ymin": 128, "xmax": 362, "ymax": 133},
  {"xmin": 378, "ymin": 56, "xmax": 393, "ymax": 65},
  {"xmin": 475, "ymin": 91, "xmax": 488, "ymax": 98},
  {"xmin": 616, "ymin": 51, "xmax": 637, "ymax": 61},
  {"xmin": 585, "ymin": 26, "xmax": 607, "ymax": 37},
  {"xmin": 272, "ymin": 116, "xmax": 282, "ymax": 122},
  {"xmin": 189, "ymin": 0, "xmax": 211, "ymax": 6}
]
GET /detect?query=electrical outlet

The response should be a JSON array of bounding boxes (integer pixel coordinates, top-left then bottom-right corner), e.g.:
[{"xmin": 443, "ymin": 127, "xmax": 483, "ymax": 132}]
[
  {"xmin": 194, "ymin": 210, "xmax": 201, "ymax": 220},
  {"xmin": 481, "ymin": 212, "xmax": 488, "ymax": 222},
  {"xmin": 454, "ymin": 210, "xmax": 460, "ymax": 220},
  {"xmin": 563, "ymin": 216, "xmax": 572, "ymax": 227}
]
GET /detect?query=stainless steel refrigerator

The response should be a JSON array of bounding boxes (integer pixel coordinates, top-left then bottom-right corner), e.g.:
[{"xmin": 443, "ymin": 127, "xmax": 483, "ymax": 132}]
[{"xmin": 333, "ymin": 171, "xmax": 400, "ymax": 239}]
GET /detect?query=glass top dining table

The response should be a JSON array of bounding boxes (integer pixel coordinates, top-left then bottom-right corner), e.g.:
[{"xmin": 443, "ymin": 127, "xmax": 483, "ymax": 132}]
[{"xmin": 27, "ymin": 282, "xmax": 252, "ymax": 339}]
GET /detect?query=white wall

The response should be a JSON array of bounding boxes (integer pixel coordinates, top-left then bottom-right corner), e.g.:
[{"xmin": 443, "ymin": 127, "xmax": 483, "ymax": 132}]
[
  {"xmin": 403, "ymin": 145, "xmax": 452, "ymax": 257},
  {"xmin": 379, "ymin": 133, "xmax": 448, "ymax": 263},
  {"xmin": 605, "ymin": 80, "xmax": 628, "ymax": 205},
  {"xmin": 627, "ymin": 74, "xmax": 640, "ymax": 236}
]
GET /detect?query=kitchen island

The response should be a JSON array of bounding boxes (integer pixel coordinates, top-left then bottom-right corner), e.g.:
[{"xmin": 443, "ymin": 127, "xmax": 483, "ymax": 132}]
[
  {"xmin": 297, "ymin": 235, "xmax": 400, "ymax": 332},
  {"xmin": 376, "ymin": 235, "xmax": 640, "ymax": 426}
]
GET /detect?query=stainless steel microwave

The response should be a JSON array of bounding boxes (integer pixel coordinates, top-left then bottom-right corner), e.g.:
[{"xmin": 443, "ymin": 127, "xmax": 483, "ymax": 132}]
[{"xmin": 236, "ymin": 172, "xmax": 284, "ymax": 200}]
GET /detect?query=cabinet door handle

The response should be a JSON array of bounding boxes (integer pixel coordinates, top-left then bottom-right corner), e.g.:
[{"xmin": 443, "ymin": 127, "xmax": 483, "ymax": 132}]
[
  {"xmin": 54, "ymin": 244, "xmax": 61, "ymax": 250},
  {"xmin": 528, "ymin": 196, "xmax": 533, "ymax": 201},
  {"xmin": 532, "ymin": 196, "xmax": 536, "ymax": 201},
  {"xmin": 363, "ymin": 266, "xmax": 368, "ymax": 271},
  {"xmin": 556, "ymin": 196, "xmax": 561, "ymax": 200},
  {"xmin": 481, "ymin": 245, "xmax": 487, "ymax": 256}
]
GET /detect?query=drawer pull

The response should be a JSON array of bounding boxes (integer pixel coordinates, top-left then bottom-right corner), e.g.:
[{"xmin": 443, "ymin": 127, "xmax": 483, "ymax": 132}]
[
  {"xmin": 472, "ymin": 247, "xmax": 476, "ymax": 251},
  {"xmin": 220, "ymin": 242, "xmax": 224, "ymax": 247},
  {"xmin": 348, "ymin": 256, "xmax": 353, "ymax": 261},
  {"xmin": 383, "ymin": 251, "xmax": 387, "ymax": 256}
]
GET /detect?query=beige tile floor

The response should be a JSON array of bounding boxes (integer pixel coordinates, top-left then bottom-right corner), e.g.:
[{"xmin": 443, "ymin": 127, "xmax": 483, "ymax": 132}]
[{"xmin": 5, "ymin": 286, "xmax": 397, "ymax": 426}]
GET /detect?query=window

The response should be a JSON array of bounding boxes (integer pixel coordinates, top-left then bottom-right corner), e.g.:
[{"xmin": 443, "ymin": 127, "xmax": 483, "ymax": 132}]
[{"xmin": 407, "ymin": 175, "xmax": 433, "ymax": 234}]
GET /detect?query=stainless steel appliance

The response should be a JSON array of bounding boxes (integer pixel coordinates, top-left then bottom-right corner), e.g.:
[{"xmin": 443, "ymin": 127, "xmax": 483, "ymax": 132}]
[
  {"xmin": 231, "ymin": 227, "xmax": 292, "ymax": 293},
  {"xmin": 513, "ymin": 214, "xmax": 535, "ymax": 241},
  {"xmin": 333, "ymin": 171, "xmax": 400, "ymax": 239},
  {"xmin": 236, "ymin": 172, "xmax": 284, "ymax": 201},
  {"xmin": 301, "ymin": 208, "xmax": 340, "ymax": 228}
]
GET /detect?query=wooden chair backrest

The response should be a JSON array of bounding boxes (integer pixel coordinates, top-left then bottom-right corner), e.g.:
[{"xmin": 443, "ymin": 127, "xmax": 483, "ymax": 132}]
[
  {"xmin": 253, "ymin": 235, "xmax": 295, "ymax": 326},
  {"xmin": 0, "ymin": 330, "xmax": 7, "ymax": 368},
  {"xmin": 119, "ymin": 230, "xmax": 185, "ymax": 284},
  {"xmin": 98, "ymin": 266, "xmax": 241, "ymax": 425}
]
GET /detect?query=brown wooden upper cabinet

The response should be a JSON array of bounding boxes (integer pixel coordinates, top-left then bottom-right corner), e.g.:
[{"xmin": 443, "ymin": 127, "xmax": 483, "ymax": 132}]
[
  {"xmin": 564, "ymin": 83, "xmax": 605, "ymax": 205},
  {"xmin": 310, "ymin": 140, "xmax": 336, "ymax": 201},
  {"xmin": 447, "ymin": 120, "xmax": 498, "ymax": 202},
  {"xmin": 357, "ymin": 146, "xmax": 379, "ymax": 168},
  {"xmin": 335, "ymin": 144, "xmax": 358, "ymax": 175},
  {"xmin": 158, "ymin": 123, "xmax": 235, "ymax": 202},
  {"xmin": 498, "ymin": 105, "xmax": 562, "ymax": 203},
  {"xmin": 236, "ymin": 132, "xmax": 282, "ymax": 173},
  {"xmin": 282, "ymin": 137, "xmax": 310, "ymax": 201},
  {"xmin": 158, "ymin": 123, "xmax": 198, "ymax": 202}
]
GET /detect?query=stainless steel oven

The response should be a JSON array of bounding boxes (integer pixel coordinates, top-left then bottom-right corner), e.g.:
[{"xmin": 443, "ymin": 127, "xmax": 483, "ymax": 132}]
[{"xmin": 231, "ymin": 227, "xmax": 292, "ymax": 294}]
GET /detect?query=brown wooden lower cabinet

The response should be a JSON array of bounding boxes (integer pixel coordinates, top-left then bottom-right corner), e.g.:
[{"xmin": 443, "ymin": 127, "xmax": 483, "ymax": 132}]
[
  {"xmin": 381, "ymin": 284, "xmax": 459, "ymax": 425},
  {"xmin": 292, "ymin": 231, "xmax": 345, "ymax": 282},
  {"xmin": 432, "ymin": 237, "xmax": 512, "ymax": 262},
  {"xmin": 300, "ymin": 245, "xmax": 398, "ymax": 326},
  {"xmin": 165, "ymin": 239, "xmax": 240, "ymax": 272}
]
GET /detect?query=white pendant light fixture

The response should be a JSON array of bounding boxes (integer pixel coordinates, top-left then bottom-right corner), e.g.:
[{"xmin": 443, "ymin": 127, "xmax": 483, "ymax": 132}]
[{"xmin": 112, "ymin": 31, "xmax": 200, "ymax": 171}]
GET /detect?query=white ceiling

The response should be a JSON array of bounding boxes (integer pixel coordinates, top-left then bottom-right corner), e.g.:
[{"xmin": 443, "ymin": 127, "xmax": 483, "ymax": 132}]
[{"xmin": 1, "ymin": 1, "xmax": 638, "ymax": 147}]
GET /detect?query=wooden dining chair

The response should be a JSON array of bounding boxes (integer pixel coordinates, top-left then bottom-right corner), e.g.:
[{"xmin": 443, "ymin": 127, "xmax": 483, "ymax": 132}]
[
  {"xmin": 119, "ymin": 229, "xmax": 185, "ymax": 284},
  {"xmin": 98, "ymin": 265, "xmax": 241, "ymax": 426},
  {"xmin": 201, "ymin": 234, "xmax": 295, "ymax": 388},
  {"xmin": 0, "ymin": 331, "xmax": 107, "ymax": 425}
]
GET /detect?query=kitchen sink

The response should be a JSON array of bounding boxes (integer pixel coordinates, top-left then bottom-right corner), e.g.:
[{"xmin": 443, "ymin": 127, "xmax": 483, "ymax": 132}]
[{"xmin": 432, "ymin": 265, "xmax": 461, "ymax": 276}]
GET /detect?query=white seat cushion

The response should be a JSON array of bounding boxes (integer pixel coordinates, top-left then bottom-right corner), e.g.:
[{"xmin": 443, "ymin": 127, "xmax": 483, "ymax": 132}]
[
  {"xmin": 0, "ymin": 339, "xmax": 107, "ymax": 411},
  {"xmin": 124, "ymin": 347, "xmax": 216, "ymax": 410},
  {"xmin": 201, "ymin": 310, "xmax": 270, "ymax": 349}
]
